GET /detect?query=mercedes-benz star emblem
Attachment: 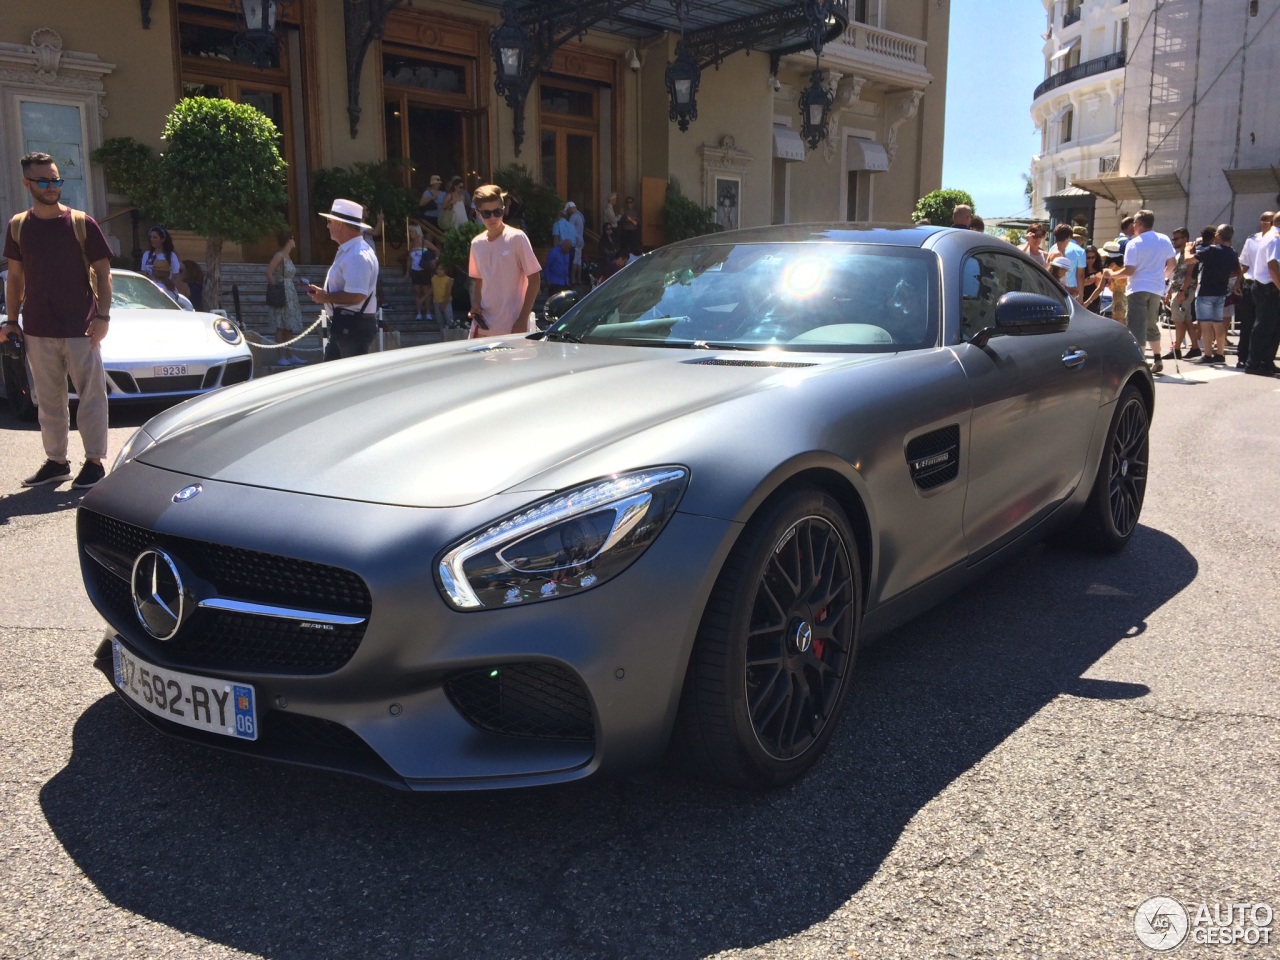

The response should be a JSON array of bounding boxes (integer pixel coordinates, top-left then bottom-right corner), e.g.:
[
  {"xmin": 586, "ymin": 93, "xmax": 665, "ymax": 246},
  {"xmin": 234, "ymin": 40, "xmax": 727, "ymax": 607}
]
[
  {"xmin": 791, "ymin": 620, "xmax": 813, "ymax": 654},
  {"xmin": 173, "ymin": 484, "xmax": 203, "ymax": 503},
  {"xmin": 131, "ymin": 548, "xmax": 190, "ymax": 641}
]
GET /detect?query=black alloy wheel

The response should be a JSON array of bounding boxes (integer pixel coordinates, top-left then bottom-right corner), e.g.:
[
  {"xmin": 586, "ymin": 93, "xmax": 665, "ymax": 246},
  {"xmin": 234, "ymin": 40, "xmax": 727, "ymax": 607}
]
[
  {"xmin": 1072, "ymin": 383, "xmax": 1149, "ymax": 552},
  {"xmin": 676, "ymin": 486, "xmax": 862, "ymax": 789}
]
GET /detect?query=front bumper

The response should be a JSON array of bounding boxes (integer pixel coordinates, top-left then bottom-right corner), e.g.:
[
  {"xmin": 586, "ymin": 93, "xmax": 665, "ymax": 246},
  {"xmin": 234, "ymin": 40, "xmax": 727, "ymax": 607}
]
[{"xmin": 78, "ymin": 461, "xmax": 737, "ymax": 790}]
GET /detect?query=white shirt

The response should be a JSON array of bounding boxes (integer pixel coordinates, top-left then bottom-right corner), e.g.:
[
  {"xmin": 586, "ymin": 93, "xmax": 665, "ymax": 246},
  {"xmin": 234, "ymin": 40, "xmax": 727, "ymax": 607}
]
[
  {"xmin": 1124, "ymin": 230, "xmax": 1176, "ymax": 296},
  {"xmin": 324, "ymin": 235, "xmax": 379, "ymax": 316},
  {"xmin": 1248, "ymin": 228, "xmax": 1280, "ymax": 287}
]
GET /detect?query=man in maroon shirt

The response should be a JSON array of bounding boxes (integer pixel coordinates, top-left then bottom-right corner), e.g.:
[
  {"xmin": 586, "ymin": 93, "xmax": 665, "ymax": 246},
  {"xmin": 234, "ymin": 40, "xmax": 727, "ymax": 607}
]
[{"xmin": 2, "ymin": 152, "xmax": 113, "ymax": 488}]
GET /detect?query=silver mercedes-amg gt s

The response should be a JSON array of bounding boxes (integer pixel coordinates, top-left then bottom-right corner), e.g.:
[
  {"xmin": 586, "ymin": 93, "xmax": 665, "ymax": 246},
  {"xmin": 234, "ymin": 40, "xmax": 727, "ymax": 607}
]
[{"xmin": 77, "ymin": 224, "xmax": 1153, "ymax": 791}]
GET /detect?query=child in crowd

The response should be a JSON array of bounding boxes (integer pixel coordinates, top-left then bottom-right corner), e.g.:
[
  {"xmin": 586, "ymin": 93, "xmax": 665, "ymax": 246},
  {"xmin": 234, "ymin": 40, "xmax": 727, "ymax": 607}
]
[
  {"xmin": 431, "ymin": 262, "xmax": 454, "ymax": 329},
  {"xmin": 406, "ymin": 227, "xmax": 437, "ymax": 321}
]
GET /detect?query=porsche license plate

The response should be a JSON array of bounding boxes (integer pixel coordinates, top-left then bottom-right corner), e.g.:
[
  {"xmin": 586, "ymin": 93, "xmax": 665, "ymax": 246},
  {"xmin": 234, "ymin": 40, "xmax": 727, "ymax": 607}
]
[
  {"xmin": 153, "ymin": 364, "xmax": 188, "ymax": 377},
  {"xmin": 112, "ymin": 641, "xmax": 257, "ymax": 740}
]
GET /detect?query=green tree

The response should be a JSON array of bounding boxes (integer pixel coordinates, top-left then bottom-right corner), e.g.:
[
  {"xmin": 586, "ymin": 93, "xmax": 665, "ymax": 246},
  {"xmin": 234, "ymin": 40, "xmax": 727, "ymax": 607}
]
[
  {"xmin": 911, "ymin": 188, "xmax": 976, "ymax": 227},
  {"xmin": 440, "ymin": 220, "xmax": 484, "ymax": 271},
  {"xmin": 311, "ymin": 158, "xmax": 417, "ymax": 243},
  {"xmin": 159, "ymin": 97, "xmax": 287, "ymax": 308},
  {"xmin": 663, "ymin": 179, "xmax": 720, "ymax": 243},
  {"xmin": 90, "ymin": 137, "xmax": 165, "ymax": 225}
]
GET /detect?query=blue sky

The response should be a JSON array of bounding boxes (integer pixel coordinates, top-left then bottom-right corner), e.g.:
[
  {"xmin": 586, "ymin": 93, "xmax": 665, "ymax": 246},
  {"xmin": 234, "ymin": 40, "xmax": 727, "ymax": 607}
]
[{"xmin": 941, "ymin": 1, "xmax": 1046, "ymax": 219}]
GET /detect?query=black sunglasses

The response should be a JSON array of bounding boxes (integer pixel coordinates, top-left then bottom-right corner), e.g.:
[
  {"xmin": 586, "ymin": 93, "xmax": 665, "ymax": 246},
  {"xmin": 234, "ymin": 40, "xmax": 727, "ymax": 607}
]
[
  {"xmin": 476, "ymin": 207, "xmax": 504, "ymax": 219},
  {"xmin": 26, "ymin": 177, "xmax": 65, "ymax": 189}
]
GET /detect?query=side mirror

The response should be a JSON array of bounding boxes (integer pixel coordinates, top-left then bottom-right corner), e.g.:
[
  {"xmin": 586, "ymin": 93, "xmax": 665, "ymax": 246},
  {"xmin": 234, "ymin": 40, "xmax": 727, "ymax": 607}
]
[
  {"xmin": 970, "ymin": 292, "xmax": 1069, "ymax": 348},
  {"xmin": 539, "ymin": 289, "xmax": 581, "ymax": 330}
]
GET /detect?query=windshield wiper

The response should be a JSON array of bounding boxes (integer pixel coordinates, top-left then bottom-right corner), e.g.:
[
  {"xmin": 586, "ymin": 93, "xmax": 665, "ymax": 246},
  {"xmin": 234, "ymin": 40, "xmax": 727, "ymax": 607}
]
[{"xmin": 543, "ymin": 329, "xmax": 584, "ymax": 343}]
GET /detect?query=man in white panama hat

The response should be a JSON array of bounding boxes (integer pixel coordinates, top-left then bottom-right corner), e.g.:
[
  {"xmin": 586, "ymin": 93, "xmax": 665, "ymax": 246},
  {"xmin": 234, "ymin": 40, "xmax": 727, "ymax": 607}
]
[{"xmin": 309, "ymin": 198, "xmax": 380, "ymax": 359}]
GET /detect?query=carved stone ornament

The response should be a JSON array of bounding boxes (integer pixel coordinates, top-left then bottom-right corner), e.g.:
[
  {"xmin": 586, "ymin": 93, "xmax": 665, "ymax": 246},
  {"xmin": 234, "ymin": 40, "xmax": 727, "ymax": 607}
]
[
  {"xmin": 30, "ymin": 28, "xmax": 63, "ymax": 83},
  {"xmin": 884, "ymin": 89, "xmax": 923, "ymax": 163},
  {"xmin": 700, "ymin": 134, "xmax": 752, "ymax": 175},
  {"xmin": 820, "ymin": 71, "xmax": 866, "ymax": 164}
]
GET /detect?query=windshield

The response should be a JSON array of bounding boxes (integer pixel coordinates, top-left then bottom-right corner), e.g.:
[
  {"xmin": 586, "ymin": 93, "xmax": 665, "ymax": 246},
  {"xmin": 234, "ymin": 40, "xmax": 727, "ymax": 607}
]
[
  {"xmin": 550, "ymin": 242, "xmax": 938, "ymax": 352},
  {"xmin": 111, "ymin": 273, "xmax": 182, "ymax": 312}
]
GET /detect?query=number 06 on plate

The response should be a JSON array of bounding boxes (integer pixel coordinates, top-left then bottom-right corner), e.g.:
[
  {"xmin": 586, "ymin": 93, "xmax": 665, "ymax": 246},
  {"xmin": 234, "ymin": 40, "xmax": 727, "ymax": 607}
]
[{"xmin": 112, "ymin": 640, "xmax": 257, "ymax": 740}]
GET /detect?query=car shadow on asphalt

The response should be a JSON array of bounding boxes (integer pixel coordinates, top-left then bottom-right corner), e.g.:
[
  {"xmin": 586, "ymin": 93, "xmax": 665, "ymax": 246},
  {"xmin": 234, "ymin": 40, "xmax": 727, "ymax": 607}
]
[{"xmin": 39, "ymin": 527, "xmax": 1195, "ymax": 960}]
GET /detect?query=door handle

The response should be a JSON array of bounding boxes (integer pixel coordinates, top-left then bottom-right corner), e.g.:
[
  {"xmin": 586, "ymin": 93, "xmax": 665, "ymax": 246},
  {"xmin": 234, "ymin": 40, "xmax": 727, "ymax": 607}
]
[{"xmin": 1062, "ymin": 348, "xmax": 1088, "ymax": 369}]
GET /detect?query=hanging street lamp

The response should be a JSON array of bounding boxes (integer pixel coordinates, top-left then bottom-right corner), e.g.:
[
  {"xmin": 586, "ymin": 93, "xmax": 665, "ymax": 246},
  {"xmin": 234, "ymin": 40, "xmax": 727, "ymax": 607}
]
[
  {"xmin": 490, "ymin": 2, "xmax": 536, "ymax": 154},
  {"xmin": 799, "ymin": 68, "xmax": 833, "ymax": 151},
  {"xmin": 665, "ymin": 40, "xmax": 701, "ymax": 133},
  {"xmin": 231, "ymin": 0, "xmax": 285, "ymax": 69}
]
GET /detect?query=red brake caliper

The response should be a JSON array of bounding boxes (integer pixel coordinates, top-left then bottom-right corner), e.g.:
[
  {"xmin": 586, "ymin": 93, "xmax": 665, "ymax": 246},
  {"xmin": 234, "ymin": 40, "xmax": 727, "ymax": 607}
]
[{"xmin": 812, "ymin": 607, "xmax": 827, "ymax": 658}]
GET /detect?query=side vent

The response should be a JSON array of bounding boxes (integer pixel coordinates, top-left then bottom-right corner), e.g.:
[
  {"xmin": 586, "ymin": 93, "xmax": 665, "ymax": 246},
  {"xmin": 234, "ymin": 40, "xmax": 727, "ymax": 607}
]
[{"xmin": 905, "ymin": 425, "xmax": 960, "ymax": 490}]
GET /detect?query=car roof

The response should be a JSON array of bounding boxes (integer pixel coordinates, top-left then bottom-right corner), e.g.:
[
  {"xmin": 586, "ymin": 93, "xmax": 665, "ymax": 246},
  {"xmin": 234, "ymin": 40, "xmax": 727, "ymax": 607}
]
[{"xmin": 664, "ymin": 222, "xmax": 952, "ymax": 250}]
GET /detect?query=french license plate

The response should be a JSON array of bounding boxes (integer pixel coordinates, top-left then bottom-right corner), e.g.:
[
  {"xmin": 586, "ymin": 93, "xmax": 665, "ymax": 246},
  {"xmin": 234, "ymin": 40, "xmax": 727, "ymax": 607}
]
[
  {"xmin": 112, "ymin": 640, "xmax": 257, "ymax": 740},
  {"xmin": 153, "ymin": 364, "xmax": 188, "ymax": 377}
]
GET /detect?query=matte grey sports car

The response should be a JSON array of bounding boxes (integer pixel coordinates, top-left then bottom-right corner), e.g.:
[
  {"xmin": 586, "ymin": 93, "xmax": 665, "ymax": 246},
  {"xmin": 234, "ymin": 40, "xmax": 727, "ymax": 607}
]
[{"xmin": 77, "ymin": 224, "xmax": 1153, "ymax": 791}]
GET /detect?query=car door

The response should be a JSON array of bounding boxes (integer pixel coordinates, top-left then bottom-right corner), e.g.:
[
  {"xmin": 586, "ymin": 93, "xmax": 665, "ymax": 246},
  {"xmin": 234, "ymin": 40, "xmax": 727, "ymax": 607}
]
[{"xmin": 952, "ymin": 248, "xmax": 1102, "ymax": 559}]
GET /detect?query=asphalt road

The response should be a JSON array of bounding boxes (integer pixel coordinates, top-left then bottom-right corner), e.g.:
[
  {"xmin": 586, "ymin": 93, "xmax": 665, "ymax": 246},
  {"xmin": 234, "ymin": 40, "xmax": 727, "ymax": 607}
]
[{"xmin": 1, "ymin": 361, "xmax": 1277, "ymax": 960}]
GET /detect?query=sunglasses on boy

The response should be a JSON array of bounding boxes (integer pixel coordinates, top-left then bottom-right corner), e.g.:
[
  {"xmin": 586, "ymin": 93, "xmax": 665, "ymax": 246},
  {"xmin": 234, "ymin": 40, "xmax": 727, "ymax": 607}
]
[
  {"xmin": 26, "ymin": 177, "xmax": 65, "ymax": 189},
  {"xmin": 476, "ymin": 207, "xmax": 504, "ymax": 219}
]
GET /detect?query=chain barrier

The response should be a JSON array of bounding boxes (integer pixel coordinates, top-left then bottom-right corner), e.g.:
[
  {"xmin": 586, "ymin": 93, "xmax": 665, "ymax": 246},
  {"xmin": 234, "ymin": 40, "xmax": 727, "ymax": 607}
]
[{"xmin": 242, "ymin": 313, "xmax": 328, "ymax": 353}]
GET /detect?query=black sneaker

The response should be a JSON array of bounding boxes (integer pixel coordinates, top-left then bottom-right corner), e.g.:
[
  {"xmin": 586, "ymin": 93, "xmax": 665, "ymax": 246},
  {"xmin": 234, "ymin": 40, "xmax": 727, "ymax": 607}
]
[
  {"xmin": 21, "ymin": 459, "xmax": 72, "ymax": 487},
  {"xmin": 72, "ymin": 461, "xmax": 106, "ymax": 489},
  {"xmin": 1185, "ymin": 347, "xmax": 1203, "ymax": 359}
]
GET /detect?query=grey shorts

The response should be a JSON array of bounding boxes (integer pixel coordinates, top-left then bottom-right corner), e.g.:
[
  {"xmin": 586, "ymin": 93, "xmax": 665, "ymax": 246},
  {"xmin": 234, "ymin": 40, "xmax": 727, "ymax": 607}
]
[{"xmin": 1126, "ymin": 291, "xmax": 1163, "ymax": 342}]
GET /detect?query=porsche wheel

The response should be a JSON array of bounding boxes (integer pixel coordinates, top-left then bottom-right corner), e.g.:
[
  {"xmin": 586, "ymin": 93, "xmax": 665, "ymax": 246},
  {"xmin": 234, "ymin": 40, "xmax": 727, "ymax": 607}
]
[
  {"xmin": 1075, "ymin": 384, "xmax": 1149, "ymax": 552},
  {"xmin": 676, "ymin": 487, "xmax": 862, "ymax": 789},
  {"xmin": 2, "ymin": 348, "xmax": 37, "ymax": 421}
]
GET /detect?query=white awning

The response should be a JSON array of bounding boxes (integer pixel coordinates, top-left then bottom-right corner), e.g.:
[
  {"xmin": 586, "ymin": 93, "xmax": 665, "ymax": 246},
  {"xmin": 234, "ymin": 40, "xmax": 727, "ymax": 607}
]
[
  {"xmin": 847, "ymin": 138, "xmax": 889, "ymax": 172},
  {"xmin": 1049, "ymin": 38, "xmax": 1079, "ymax": 62},
  {"xmin": 773, "ymin": 126, "xmax": 806, "ymax": 162}
]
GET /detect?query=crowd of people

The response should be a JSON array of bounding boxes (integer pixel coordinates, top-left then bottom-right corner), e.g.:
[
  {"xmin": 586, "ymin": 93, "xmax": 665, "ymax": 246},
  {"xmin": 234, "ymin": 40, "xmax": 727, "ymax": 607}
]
[{"xmin": 948, "ymin": 202, "xmax": 1278, "ymax": 377}]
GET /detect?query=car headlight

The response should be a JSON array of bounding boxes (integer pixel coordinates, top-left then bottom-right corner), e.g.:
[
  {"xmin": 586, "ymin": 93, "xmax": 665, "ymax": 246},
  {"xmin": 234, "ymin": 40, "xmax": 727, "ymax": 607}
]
[
  {"xmin": 213, "ymin": 318, "xmax": 242, "ymax": 344},
  {"xmin": 438, "ymin": 467, "xmax": 689, "ymax": 610},
  {"xmin": 112, "ymin": 426, "xmax": 157, "ymax": 471}
]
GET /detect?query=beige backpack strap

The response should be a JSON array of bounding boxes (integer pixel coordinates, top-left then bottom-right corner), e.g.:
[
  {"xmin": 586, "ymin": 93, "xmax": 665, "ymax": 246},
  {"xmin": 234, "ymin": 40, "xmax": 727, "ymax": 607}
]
[
  {"xmin": 70, "ymin": 209, "xmax": 98, "ymax": 300},
  {"xmin": 8, "ymin": 211, "xmax": 27, "ymax": 246}
]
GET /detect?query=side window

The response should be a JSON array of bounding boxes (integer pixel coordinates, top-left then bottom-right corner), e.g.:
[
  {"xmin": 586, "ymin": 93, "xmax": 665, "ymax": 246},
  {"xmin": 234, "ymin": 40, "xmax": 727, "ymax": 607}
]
[{"xmin": 959, "ymin": 251, "xmax": 1067, "ymax": 342}]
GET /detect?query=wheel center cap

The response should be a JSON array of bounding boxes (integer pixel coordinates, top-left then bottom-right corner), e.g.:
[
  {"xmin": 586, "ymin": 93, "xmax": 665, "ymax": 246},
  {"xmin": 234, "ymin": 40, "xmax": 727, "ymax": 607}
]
[
  {"xmin": 1120, "ymin": 458, "xmax": 1129, "ymax": 478},
  {"xmin": 789, "ymin": 619, "xmax": 813, "ymax": 654}
]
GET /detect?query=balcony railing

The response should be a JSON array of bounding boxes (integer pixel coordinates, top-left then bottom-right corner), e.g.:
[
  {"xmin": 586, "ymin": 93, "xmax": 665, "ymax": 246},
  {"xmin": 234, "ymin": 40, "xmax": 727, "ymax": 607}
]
[
  {"xmin": 1063, "ymin": 7, "xmax": 1082, "ymax": 27},
  {"xmin": 1034, "ymin": 51, "xmax": 1125, "ymax": 100},
  {"xmin": 834, "ymin": 21, "xmax": 928, "ymax": 67}
]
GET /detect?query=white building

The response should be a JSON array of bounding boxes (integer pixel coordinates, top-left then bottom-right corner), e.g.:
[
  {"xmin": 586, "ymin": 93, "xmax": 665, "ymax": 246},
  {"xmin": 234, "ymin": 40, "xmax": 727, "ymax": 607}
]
[
  {"xmin": 1070, "ymin": 0, "xmax": 1280, "ymax": 240},
  {"xmin": 1029, "ymin": 0, "xmax": 1130, "ymax": 231}
]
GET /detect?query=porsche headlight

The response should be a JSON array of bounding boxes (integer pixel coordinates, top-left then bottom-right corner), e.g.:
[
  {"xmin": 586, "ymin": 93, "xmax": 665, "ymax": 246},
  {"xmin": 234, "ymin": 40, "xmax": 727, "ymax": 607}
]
[
  {"xmin": 213, "ymin": 318, "xmax": 243, "ymax": 345},
  {"xmin": 438, "ymin": 467, "xmax": 688, "ymax": 610},
  {"xmin": 112, "ymin": 426, "xmax": 157, "ymax": 471}
]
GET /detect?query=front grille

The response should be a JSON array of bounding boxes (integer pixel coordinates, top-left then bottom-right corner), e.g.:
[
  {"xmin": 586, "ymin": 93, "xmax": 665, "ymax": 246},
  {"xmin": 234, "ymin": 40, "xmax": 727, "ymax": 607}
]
[
  {"xmin": 79, "ymin": 509, "xmax": 371, "ymax": 674},
  {"xmin": 107, "ymin": 371, "xmax": 139, "ymax": 393},
  {"xmin": 136, "ymin": 374, "xmax": 205, "ymax": 394},
  {"xmin": 223, "ymin": 358, "xmax": 253, "ymax": 385},
  {"xmin": 445, "ymin": 663, "xmax": 594, "ymax": 741}
]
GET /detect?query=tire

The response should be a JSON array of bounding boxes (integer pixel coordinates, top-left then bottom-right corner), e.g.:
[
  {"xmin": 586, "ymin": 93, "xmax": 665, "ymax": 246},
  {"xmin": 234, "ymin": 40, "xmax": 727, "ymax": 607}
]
[
  {"xmin": 1072, "ymin": 384, "xmax": 1150, "ymax": 552},
  {"xmin": 675, "ymin": 486, "xmax": 863, "ymax": 789},
  {"xmin": 1, "ymin": 349, "xmax": 37, "ymax": 421}
]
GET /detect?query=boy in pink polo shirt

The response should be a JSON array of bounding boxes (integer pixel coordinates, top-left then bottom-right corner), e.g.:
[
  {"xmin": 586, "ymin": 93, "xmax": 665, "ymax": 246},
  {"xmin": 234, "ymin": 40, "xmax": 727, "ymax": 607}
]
[{"xmin": 467, "ymin": 184, "xmax": 541, "ymax": 338}]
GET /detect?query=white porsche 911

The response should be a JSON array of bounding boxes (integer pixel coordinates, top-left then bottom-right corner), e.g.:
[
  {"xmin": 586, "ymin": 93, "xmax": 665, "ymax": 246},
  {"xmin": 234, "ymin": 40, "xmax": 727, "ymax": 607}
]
[{"xmin": 2, "ymin": 269, "xmax": 253, "ymax": 419}]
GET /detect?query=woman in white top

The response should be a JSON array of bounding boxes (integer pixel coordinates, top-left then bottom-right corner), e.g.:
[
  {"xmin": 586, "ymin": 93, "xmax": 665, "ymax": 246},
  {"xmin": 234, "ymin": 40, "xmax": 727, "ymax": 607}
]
[
  {"xmin": 141, "ymin": 226, "xmax": 180, "ymax": 290},
  {"xmin": 602, "ymin": 192, "xmax": 620, "ymax": 231}
]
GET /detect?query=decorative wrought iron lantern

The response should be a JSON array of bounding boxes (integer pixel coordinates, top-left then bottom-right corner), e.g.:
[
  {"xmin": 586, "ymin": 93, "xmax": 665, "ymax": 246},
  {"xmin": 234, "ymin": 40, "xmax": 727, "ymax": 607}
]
[
  {"xmin": 491, "ymin": 2, "xmax": 533, "ymax": 104},
  {"xmin": 232, "ymin": 0, "xmax": 283, "ymax": 68},
  {"xmin": 799, "ymin": 68, "xmax": 833, "ymax": 151},
  {"xmin": 665, "ymin": 40, "xmax": 701, "ymax": 133}
]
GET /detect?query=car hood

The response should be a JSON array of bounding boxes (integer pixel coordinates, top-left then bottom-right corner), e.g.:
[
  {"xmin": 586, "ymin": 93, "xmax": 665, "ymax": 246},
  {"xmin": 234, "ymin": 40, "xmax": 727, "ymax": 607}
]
[
  {"xmin": 136, "ymin": 338, "xmax": 871, "ymax": 507},
  {"xmin": 101, "ymin": 309, "xmax": 246, "ymax": 362}
]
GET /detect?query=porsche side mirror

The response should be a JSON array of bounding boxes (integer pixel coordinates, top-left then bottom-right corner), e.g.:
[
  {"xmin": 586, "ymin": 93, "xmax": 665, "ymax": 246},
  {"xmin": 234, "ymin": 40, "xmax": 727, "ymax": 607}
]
[{"xmin": 970, "ymin": 292, "xmax": 1070, "ymax": 348}]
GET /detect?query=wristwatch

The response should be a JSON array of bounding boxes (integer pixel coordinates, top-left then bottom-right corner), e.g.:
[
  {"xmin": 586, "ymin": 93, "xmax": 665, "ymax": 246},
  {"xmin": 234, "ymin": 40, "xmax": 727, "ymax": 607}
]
[{"xmin": 95, "ymin": 313, "xmax": 110, "ymax": 321}]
